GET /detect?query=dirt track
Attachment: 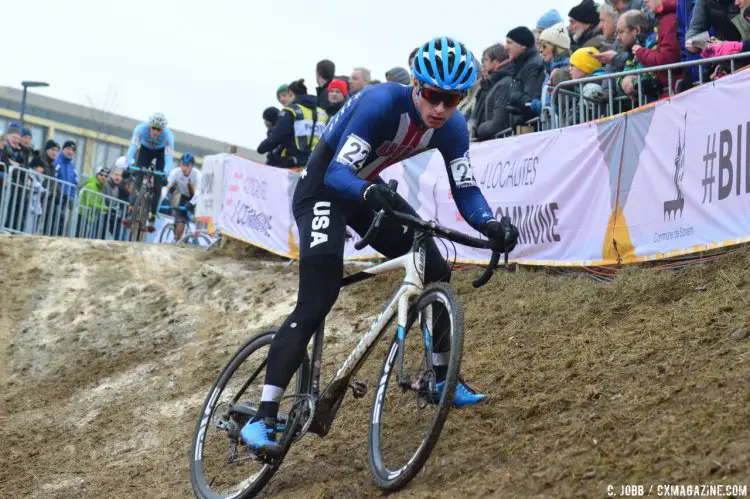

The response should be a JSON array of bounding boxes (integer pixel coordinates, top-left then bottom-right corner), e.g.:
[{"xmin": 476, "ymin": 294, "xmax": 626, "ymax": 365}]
[{"xmin": 1, "ymin": 235, "xmax": 749, "ymax": 498}]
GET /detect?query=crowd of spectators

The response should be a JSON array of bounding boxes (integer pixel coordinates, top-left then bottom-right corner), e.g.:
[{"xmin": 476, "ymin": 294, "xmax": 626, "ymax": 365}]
[
  {"xmin": 3, "ymin": 0, "xmax": 750, "ymax": 238},
  {"xmin": 0, "ymin": 120, "xmax": 133, "ymax": 238},
  {"xmin": 258, "ymin": 0, "xmax": 750, "ymax": 153}
]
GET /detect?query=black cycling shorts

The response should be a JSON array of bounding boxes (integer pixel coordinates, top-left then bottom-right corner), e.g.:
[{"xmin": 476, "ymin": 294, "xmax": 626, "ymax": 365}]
[{"xmin": 171, "ymin": 195, "xmax": 191, "ymax": 223}]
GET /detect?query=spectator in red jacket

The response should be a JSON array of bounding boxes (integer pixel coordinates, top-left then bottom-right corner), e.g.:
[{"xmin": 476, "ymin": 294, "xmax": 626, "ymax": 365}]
[{"xmin": 634, "ymin": 0, "xmax": 681, "ymax": 95}]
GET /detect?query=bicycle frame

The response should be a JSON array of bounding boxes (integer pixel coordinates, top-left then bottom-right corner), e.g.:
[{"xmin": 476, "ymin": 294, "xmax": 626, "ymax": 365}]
[{"xmin": 304, "ymin": 233, "xmax": 430, "ymax": 437}]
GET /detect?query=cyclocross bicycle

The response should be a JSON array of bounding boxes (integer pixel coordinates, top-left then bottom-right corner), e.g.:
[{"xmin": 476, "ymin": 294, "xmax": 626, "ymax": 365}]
[
  {"xmin": 158, "ymin": 205, "xmax": 213, "ymax": 247},
  {"xmin": 128, "ymin": 160, "xmax": 165, "ymax": 242},
  {"xmin": 189, "ymin": 181, "xmax": 513, "ymax": 498}
]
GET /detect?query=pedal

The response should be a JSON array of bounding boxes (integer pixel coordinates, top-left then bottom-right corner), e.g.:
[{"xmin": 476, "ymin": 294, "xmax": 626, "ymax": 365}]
[{"xmin": 349, "ymin": 381, "xmax": 368, "ymax": 399}]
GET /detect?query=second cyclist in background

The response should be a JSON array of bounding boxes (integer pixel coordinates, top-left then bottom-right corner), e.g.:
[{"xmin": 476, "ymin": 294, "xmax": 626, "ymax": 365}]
[
  {"xmin": 166, "ymin": 152, "xmax": 202, "ymax": 241},
  {"xmin": 126, "ymin": 112, "xmax": 175, "ymax": 229}
]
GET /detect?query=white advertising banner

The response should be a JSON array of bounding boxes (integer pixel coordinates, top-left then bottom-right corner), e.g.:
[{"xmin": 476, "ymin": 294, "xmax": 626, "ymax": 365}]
[
  {"xmin": 195, "ymin": 153, "xmax": 227, "ymax": 233},
  {"xmin": 218, "ymin": 155, "xmax": 292, "ymax": 256},
  {"xmin": 383, "ymin": 125, "xmax": 615, "ymax": 266},
  {"xmin": 619, "ymin": 69, "xmax": 750, "ymax": 262}
]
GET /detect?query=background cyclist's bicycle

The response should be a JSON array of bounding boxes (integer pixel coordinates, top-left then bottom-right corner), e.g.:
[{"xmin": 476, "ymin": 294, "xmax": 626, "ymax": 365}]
[{"xmin": 128, "ymin": 160, "xmax": 166, "ymax": 242}]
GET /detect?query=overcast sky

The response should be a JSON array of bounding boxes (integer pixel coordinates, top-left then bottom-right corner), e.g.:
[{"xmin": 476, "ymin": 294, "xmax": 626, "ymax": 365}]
[{"xmin": 3, "ymin": 0, "xmax": 581, "ymax": 151}]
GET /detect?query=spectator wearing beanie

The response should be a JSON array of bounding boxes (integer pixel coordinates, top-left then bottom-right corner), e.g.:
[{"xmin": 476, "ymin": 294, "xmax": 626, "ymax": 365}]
[
  {"xmin": 529, "ymin": 23, "xmax": 572, "ymax": 116},
  {"xmin": 570, "ymin": 47, "xmax": 605, "ymax": 78},
  {"xmin": 30, "ymin": 139, "xmax": 60, "ymax": 178},
  {"xmin": 385, "ymin": 67, "xmax": 411, "ymax": 85},
  {"xmin": 20, "ymin": 128, "xmax": 36, "ymax": 166},
  {"xmin": 327, "ymin": 79, "xmax": 348, "ymax": 116},
  {"xmin": 315, "ymin": 59, "xmax": 336, "ymax": 113},
  {"xmin": 569, "ymin": 0, "xmax": 608, "ymax": 51},
  {"xmin": 535, "ymin": 9, "xmax": 564, "ymax": 42},
  {"xmin": 1, "ymin": 124, "xmax": 29, "ymax": 231},
  {"xmin": 277, "ymin": 84, "xmax": 292, "ymax": 106},
  {"xmin": 1, "ymin": 123, "xmax": 25, "ymax": 167},
  {"xmin": 261, "ymin": 107, "xmax": 283, "ymax": 166},
  {"xmin": 504, "ymin": 26, "xmax": 546, "ymax": 124}
]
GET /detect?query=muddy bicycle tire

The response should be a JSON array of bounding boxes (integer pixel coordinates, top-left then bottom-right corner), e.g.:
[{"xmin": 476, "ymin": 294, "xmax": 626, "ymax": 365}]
[{"xmin": 368, "ymin": 282, "xmax": 465, "ymax": 491}]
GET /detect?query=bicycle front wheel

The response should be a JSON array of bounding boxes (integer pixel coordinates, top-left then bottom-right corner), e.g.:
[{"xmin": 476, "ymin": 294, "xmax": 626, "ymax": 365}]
[
  {"xmin": 159, "ymin": 223, "xmax": 175, "ymax": 243},
  {"xmin": 368, "ymin": 282, "xmax": 465, "ymax": 490},
  {"xmin": 190, "ymin": 330, "xmax": 310, "ymax": 499}
]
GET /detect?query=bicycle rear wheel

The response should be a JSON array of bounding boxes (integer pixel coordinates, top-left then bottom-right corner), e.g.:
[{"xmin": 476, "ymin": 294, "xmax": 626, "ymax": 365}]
[
  {"xmin": 368, "ymin": 282, "xmax": 464, "ymax": 490},
  {"xmin": 190, "ymin": 331, "xmax": 310, "ymax": 499}
]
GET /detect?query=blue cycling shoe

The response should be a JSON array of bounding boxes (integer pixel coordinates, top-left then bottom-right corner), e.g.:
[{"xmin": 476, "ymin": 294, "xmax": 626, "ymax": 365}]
[
  {"xmin": 434, "ymin": 379, "xmax": 487, "ymax": 407},
  {"xmin": 240, "ymin": 418, "xmax": 282, "ymax": 456}
]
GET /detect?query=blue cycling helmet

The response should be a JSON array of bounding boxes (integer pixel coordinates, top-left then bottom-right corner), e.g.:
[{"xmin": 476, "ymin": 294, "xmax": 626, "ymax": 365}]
[
  {"xmin": 412, "ymin": 37, "xmax": 478, "ymax": 92},
  {"xmin": 181, "ymin": 152, "xmax": 195, "ymax": 165}
]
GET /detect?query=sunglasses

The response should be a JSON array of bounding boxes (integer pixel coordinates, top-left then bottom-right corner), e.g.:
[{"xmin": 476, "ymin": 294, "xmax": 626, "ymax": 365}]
[
  {"xmin": 419, "ymin": 86, "xmax": 464, "ymax": 107},
  {"xmin": 151, "ymin": 126, "xmax": 163, "ymax": 132}
]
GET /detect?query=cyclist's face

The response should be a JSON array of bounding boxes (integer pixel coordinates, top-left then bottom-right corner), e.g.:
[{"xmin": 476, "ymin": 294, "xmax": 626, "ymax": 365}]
[
  {"xmin": 150, "ymin": 127, "xmax": 162, "ymax": 139},
  {"xmin": 414, "ymin": 84, "xmax": 462, "ymax": 129},
  {"xmin": 180, "ymin": 163, "xmax": 193, "ymax": 174}
]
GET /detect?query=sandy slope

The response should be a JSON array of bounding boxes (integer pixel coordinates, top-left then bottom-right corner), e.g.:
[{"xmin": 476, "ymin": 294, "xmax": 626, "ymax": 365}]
[{"xmin": 1, "ymin": 235, "xmax": 749, "ymax": 498}]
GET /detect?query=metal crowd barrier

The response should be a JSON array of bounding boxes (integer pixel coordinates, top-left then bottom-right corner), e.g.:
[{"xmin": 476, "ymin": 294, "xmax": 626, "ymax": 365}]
[
  {"xmin": 73, "ymin": 188, "xmax": 131, "ymax": 241},
  {"xmin": 1, "ymin": 165, "xmax": 78, "ymax": 236},
  {"xmin": 549, "ymin": 52, "xmax": 750, "ymax": 129},
  {"xmin": 0, "ymin": 165, "xmax": 131, "ymax": 241}
]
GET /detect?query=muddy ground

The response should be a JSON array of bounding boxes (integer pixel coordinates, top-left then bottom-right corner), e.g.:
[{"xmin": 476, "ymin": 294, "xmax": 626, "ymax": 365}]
[{"xmin": 1, "ymin": 235, "xmax": 749, "ymax": 498}]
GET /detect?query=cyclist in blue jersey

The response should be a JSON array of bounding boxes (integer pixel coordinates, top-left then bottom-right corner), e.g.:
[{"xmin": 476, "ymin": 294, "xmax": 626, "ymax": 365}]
[
  {"xmin": 241, "ymin": 37, "xmax": 520, "ymax": 455},
  {"xmin": 125, "ymin": 113, "xmax": 175, "ymax": 228}
]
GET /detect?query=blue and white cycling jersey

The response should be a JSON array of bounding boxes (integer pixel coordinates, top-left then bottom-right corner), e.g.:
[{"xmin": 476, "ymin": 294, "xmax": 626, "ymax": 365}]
[
  {"xmin": 126, "ymin": 122, "xmax": 175, "ymax": 173},
  {"xmin": 297, "ymin": 82, "xmax": 493, "ymax": 232}
]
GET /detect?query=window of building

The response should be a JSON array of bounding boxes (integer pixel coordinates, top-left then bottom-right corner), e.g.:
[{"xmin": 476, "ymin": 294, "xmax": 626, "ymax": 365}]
[
  {"xmin": 93, "ymin": 141, "xmax": 124, "ymax": 171},
  {"xmin": 30, "ymin": 126, "xmax": 47, "ymax": 151}
]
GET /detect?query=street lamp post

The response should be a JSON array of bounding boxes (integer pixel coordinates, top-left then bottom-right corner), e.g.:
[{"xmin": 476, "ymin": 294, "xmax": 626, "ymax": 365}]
[{"xmin": 20, "ymin": 81, "xmax": 49, "ymax": 128}]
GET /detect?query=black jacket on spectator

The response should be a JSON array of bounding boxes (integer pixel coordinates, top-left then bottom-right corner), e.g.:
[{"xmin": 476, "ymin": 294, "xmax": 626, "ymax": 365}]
[
  {"xmin": 263, "ymin": 126, "xmax": 283, "ymax": 166},
  {"xmin": 686, "ymin": 0, "xmax": 741, "ymax": 41},
  {"xmin": 507, "ymin": 48, "xmax": 546, "ymax": 125},
  {"xmin": 1, "ymin": 143, "xmax": 25, "ymax": 168},
  {"xmin": 258, "ymin": 94, "xmax": 323, "ymax": 168},
  {"xmin": 30, "ymin": 151, "xmax": 56, "ymax": 178},
  {"xmin": 474, "ymin": 65, "xmax": 516, "ymax": 141},
  {"xmin": 327, "ymin": 101, "xmax": 345, "ymax": 116},
  {"xmin": 571, "ymin": 25, "xmax": 608, "ymax": 52},
  {"xmin": 316, "ymin": 82, "xmax": 332, "ymax": 114}
]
